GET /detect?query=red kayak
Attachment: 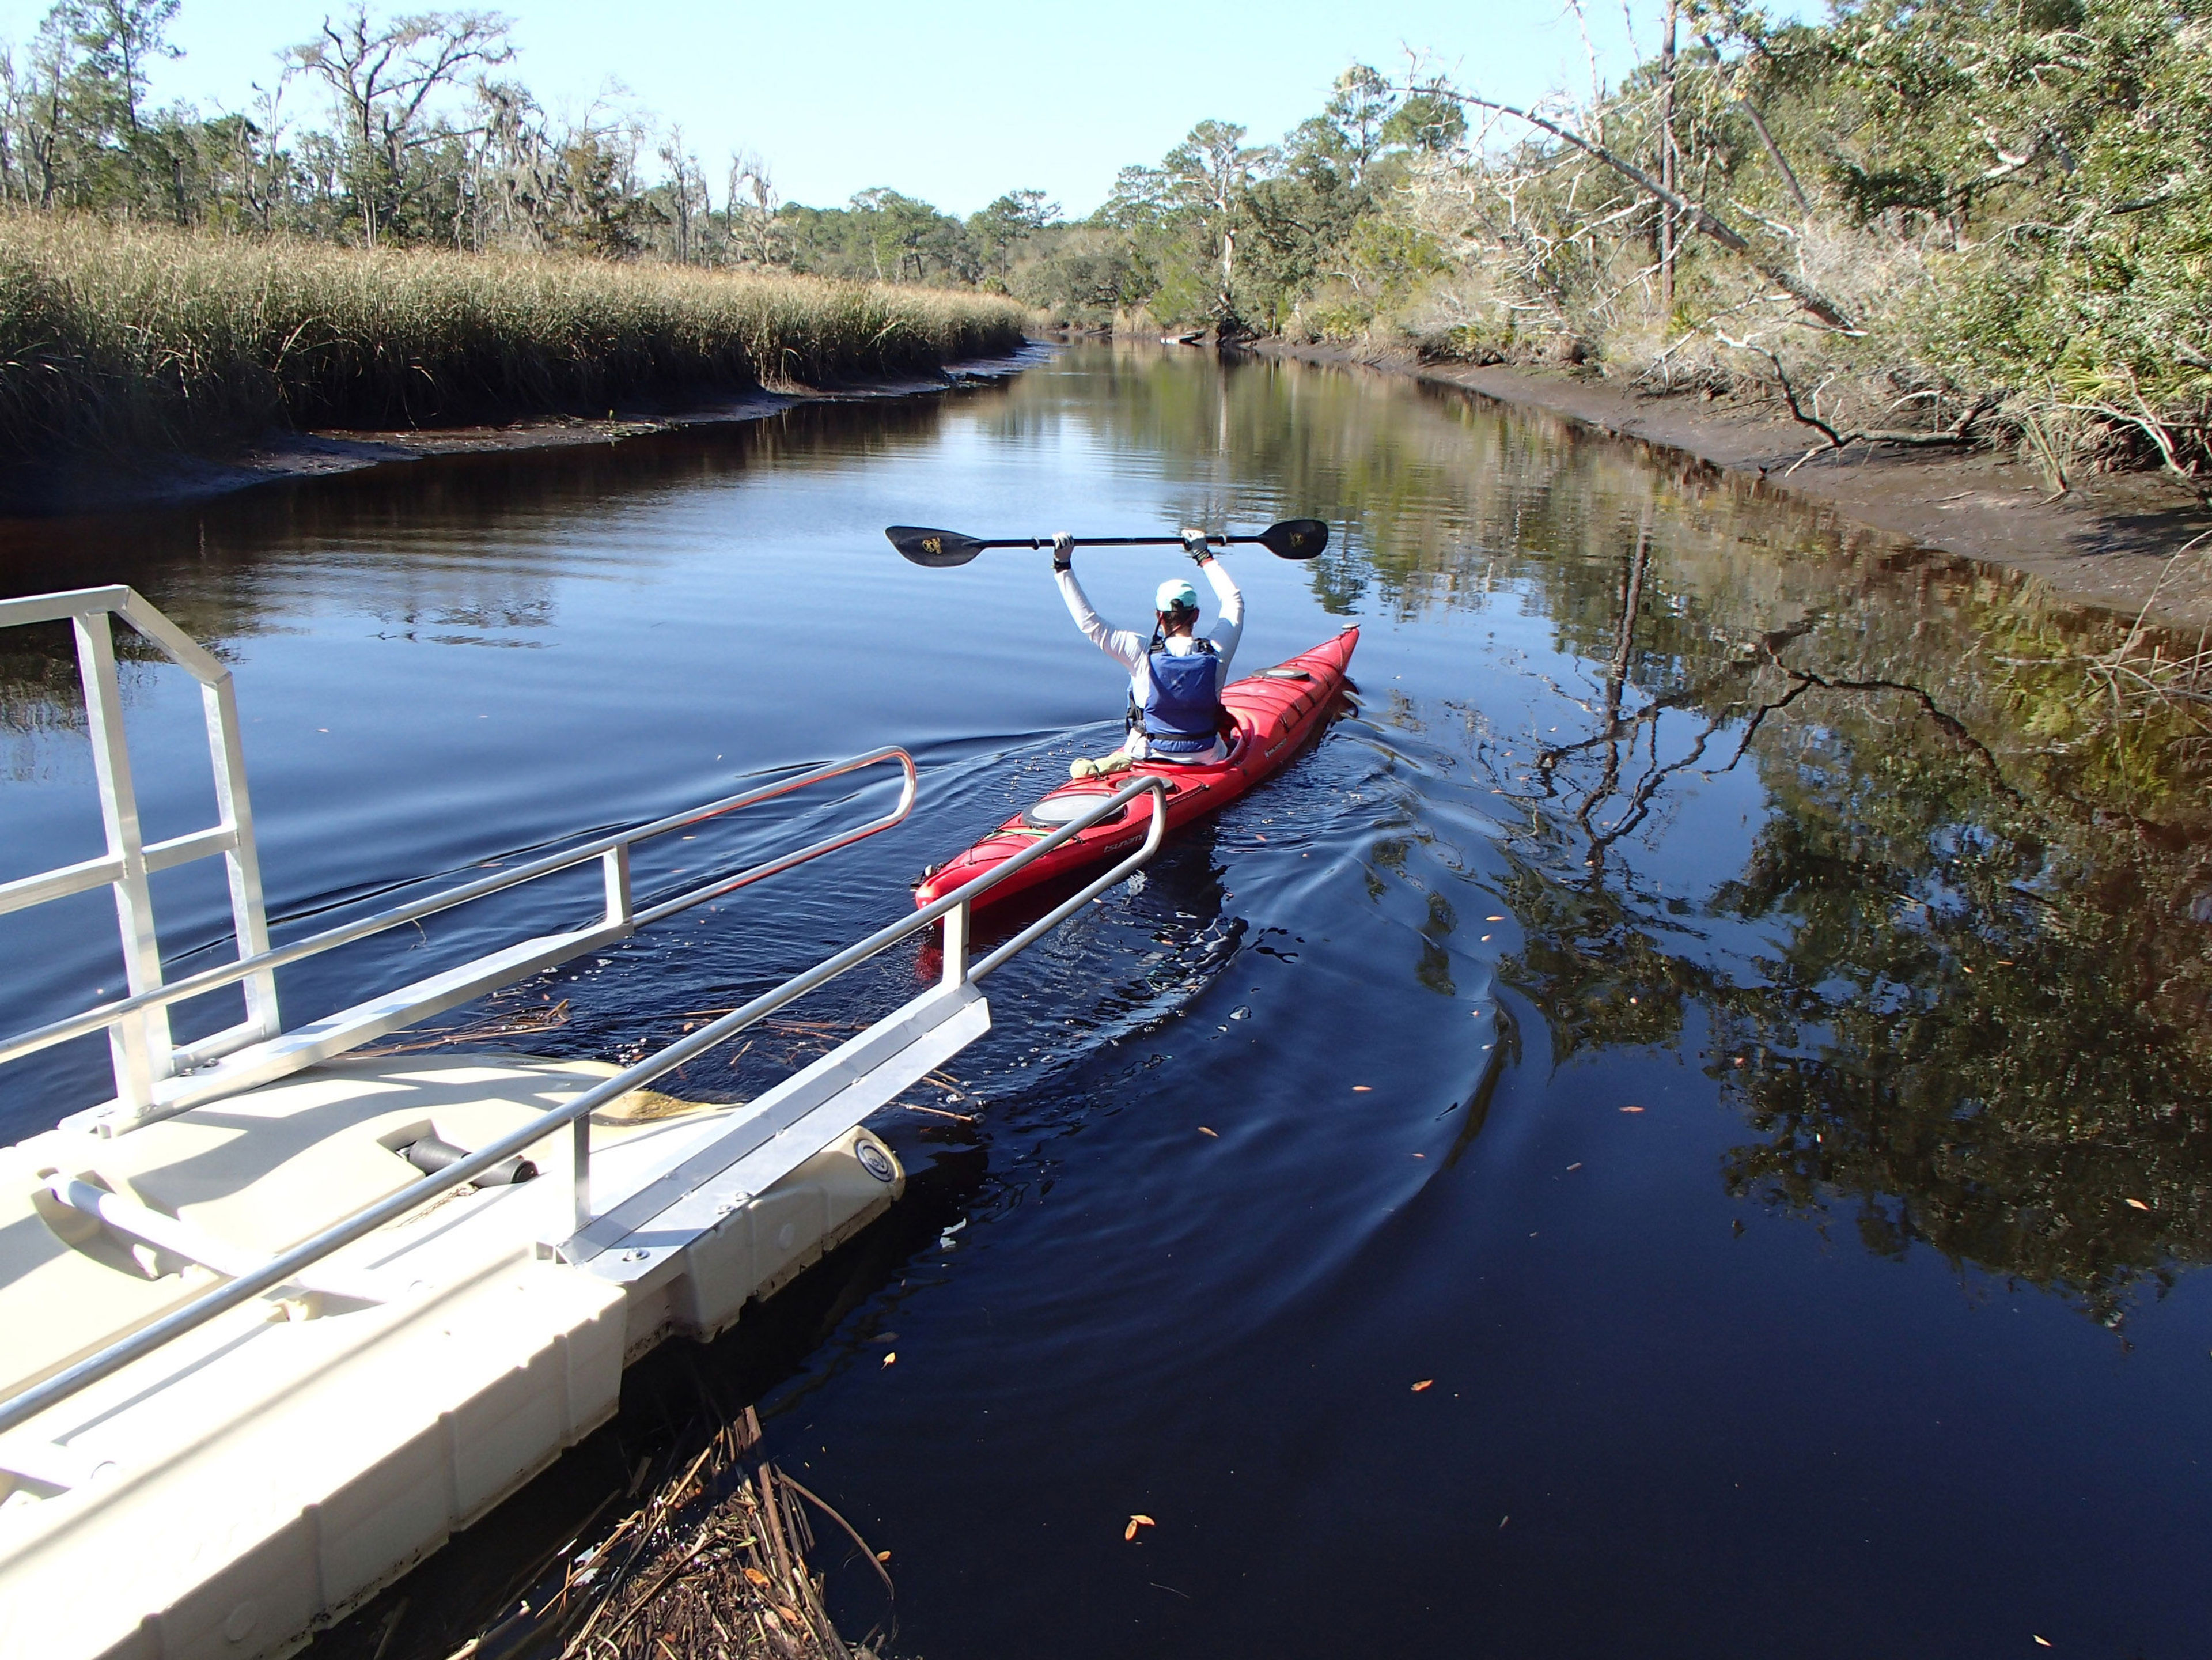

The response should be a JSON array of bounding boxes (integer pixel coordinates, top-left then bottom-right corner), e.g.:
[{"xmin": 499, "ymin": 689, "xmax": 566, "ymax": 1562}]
[{"xmin": 914, "ymin": 627, "xmax": 1359, "ymax": 912}]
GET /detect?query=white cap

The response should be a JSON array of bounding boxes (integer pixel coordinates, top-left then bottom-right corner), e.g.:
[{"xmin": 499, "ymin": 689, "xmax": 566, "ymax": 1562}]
[{"xmin": 1156, "ymin": 577, "xmax": 1198, "ymax": 612}]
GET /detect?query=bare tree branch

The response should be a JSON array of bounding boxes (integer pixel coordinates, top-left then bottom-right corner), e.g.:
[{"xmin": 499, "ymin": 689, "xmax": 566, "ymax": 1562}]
[
  {"xmin": 1700, "ymin": 33, "xmax": 1811, "ymax": 215},
  {"xmin": 1717, "ymin": 335, "xmax": 1994, "ymax": 464},
  {"xmin": 1428, "ymin": 84, "xmax": 1854, "ymax": 328}
]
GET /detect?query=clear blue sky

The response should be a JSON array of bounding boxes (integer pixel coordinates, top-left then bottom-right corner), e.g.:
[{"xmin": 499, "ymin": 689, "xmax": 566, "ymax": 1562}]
[{"xmin": 0, "ymin": 0, "xmax": 1682, "ymax": 216}]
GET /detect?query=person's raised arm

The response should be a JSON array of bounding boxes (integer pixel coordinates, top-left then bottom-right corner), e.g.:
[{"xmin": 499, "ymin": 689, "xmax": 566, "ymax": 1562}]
[
  {"xmin": 1183, "ymin": 528, "xmax": 1244, "ymax": 671},
  {"xmin": 1053, "ymin": 532, "xmax": 1143, "ymax": 670}
]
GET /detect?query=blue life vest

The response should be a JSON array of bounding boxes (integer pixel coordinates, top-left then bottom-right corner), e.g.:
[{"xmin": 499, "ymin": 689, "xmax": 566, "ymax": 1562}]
[{"xmin": 1141, "ymin": 640, "xmax": 1221, "ymax": 754}]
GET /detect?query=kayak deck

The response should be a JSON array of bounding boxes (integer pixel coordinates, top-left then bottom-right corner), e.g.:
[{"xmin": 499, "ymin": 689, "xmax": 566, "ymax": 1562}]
[{"xmin": 914, "ymin": 626, "xmax": 1359, "ymax": 912}]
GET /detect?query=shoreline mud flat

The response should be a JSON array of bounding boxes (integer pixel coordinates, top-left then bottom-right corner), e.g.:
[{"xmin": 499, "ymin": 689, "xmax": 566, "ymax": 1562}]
[
  {"xmin": 0, "ymin": 350, "xmax": 1044, "ymax": 519},
  {"xmin": 1255, "ymin": 340, "xmax": 2212, "ymax": 631}
]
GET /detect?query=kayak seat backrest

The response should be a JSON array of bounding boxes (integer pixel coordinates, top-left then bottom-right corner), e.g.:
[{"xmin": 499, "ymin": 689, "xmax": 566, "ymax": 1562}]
[{"xmin": 1258, "ymin": 668, "xmax": 1313, "ymax": 680}]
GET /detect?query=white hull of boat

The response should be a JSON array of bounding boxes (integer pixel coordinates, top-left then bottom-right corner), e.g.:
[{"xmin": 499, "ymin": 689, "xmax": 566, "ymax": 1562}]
[{"xmin": 0, "ymin": 1053, "xmax": 907, "ymax": 1660}]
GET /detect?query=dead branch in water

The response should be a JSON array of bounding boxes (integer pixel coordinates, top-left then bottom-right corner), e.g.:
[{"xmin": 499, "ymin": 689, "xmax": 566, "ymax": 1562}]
[
  {"xmin": 430, "ymin": 1405, "xmax": 888, "ymax": 1660},
  {"xmin": 563, "ymin": 1408, "xmax": 886, "ymax": 1660},
  {"xmin": 357, "ymin": 999, "xmax": 571, "ymax": 1055},
  {"xmin": 2077, "ymin": 536, "xmax": 2212, "ymax": 727}
]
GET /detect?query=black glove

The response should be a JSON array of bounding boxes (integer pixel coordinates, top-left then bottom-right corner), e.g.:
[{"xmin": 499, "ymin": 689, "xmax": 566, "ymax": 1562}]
[
  {"xmin": 1051, "ymin": 531, "xmax": 1074, "ymax": 572},
  {"xmin": 1182, "ymin": 528, "xmax": 1214, "ymax": 565}
]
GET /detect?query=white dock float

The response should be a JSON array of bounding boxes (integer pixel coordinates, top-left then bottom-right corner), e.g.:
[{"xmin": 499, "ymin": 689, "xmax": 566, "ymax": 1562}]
[{"xmin": 0, "ymin": 587, "xmax": 1172, "ymax": 1659}]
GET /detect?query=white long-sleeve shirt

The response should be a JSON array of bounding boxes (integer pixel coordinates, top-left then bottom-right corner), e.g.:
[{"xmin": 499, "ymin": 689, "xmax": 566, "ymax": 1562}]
[{"xmin": 1055, "ymin": 557, "xmax": 1243, "ymax": 762}]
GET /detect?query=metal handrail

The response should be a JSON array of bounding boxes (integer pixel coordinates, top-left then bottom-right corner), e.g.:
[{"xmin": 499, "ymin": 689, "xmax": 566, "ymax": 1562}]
[
  {"xmin": 0, "ymin": 774, "xmax": 1170, "ymax": 1439},
  {"xmin": 0, "ymin": 748, "xmax": 919, "ymax": 1077}
]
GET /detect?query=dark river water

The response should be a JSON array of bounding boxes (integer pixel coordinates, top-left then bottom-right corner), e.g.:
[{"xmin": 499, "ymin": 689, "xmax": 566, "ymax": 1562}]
[{"xmin": 3, "ymin": 346, "xmax": 2211, "ymax": 1659}]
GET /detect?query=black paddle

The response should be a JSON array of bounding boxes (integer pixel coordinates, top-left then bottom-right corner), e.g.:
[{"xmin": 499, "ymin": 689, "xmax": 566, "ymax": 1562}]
[{"xmin": 885, "ymin": 518, "xmax": 1329, "ymax": 568}]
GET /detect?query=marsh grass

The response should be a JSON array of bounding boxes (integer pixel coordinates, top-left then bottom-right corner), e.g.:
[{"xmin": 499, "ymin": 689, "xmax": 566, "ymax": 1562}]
[{"xmin": 0, "ymin": 218, "xmax": 1029, "ymax": 460}]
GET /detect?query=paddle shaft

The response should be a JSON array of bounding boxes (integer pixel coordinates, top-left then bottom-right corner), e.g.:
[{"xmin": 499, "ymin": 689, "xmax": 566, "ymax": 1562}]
[
  {"xmin": 969, "ymin": 534, "xmax": 1259, "ymax": 551},
  {"xmin": 885, "ymin": 517, "xmax": 1325, "ymax": 566}
]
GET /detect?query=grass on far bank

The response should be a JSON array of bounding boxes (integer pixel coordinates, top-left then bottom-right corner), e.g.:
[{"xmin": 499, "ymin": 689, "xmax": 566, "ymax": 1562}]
[{"xmin": 0, "ymin": 217, "xmax": 1030, "ymax": 462}]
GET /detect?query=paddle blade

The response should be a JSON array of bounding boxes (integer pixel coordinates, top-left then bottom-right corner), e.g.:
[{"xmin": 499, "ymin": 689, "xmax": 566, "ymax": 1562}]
[
  {"xmin": 1256, "ymin": 519, "xmax": 1330, "ymax": 559},
  {"xmin": 886, "ymin": 525, "xmax": 986, "ymax": 567}
]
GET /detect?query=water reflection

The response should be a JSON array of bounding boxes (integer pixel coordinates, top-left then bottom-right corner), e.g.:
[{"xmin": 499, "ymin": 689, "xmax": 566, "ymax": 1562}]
[
  {"xmin": 4, "ymin": 350, "xmax": 2205, "ymax": 1326},
  {"xmin": 1017, "ymin": 348, "xmax": 2212, "ymax": 1319},
  {"xmin": 1404, "ymin": 441, "xmax": 2212, "ymax": 1323},
  {"xmin": 4, "ymin": 346, "xmax": 2207, "ymax": 1658},
  {"xmin": 0, "ymin": 394, "xmax": 980, "ymax": 708}
]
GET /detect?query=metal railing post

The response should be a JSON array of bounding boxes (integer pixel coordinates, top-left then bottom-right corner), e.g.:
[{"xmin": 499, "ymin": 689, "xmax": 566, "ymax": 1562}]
[
  {"xmin": 200, "ymin": 674, "xmax": 278, "ymax": 1042},
  {"xmin": 601, "ymin": 844, "xmax": 633, "ymax": 927},
  {"xmin": 573, "ymin": 1116, "xmax": 592, "ymax": 1233},
  {"xmin": 940, "ymin": 899, "xmax": 969, "ymax": 988},
  {"xmin": 74, "ymin": 611, "xmax": 172, "ymax": 1111}
]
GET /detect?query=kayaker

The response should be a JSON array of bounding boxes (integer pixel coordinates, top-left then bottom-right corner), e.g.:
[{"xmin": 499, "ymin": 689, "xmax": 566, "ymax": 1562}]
[{"xmin": 1052, "ymin": 528, "xmax": 1242, "ymax": 774}]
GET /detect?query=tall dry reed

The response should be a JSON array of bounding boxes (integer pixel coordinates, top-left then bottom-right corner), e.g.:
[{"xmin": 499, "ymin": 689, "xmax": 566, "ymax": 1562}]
[{"xmin": 0, "ymin": 218, "xmax": 1029, "ymax": 459}]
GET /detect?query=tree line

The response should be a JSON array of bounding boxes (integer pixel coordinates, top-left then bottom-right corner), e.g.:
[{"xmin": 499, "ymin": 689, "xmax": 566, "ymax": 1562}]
[
  {"xmin": 0, "ymin": 0, "xmax": 1453, "ymax": 311},
  {"xmin": 0, "ymin": 0, "xmax": 1072, "ymax": 277},
  {"xmin": 5, "ymin": 0, "xmax": 2207, "ymax": 483}
]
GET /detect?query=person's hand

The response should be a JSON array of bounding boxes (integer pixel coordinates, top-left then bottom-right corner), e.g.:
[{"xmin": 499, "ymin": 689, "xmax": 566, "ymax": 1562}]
[
  {"xmin": 1052, "ymin": 531, "xmax": 1074, "ymax": 572},
  {"xmin": 1181, "ymin": 527, "xmax": 1214, "ymax": 564}
]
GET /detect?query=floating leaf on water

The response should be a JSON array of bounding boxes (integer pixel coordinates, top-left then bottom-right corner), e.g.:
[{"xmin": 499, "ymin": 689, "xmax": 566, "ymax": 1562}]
[
  {"xmin": 882, "ymin": 1352, "xmax": 897, "ymax": 1367},
  {"xmin": 1620, "ymin": 1106, "xmax": 1645, "ymax": 1114},
  {"xmin": 877, "ymin": 1550, "xmax": 892, "ymax": 1563},
  {"xmin": 2033, "ymin": 1639, "xmax": 2051, "ymax": 1649},
  {"xmin": 1198, "ymin": 1126, "xmax": 1218, "ymax": 1137},
  {"xmin": 2126, "ymin": 1198, "xmax": 2150, "ymax": 1211},
  {"xmin": 1126, "ymin": 1514, "xmax": 1156, "ymax": 1540},
  {"xmin": 1354, "ymin": 1085, "xmax": 1373, "ymax": 1092},
  {"xmin": 1412, "ymin": 1379, "xmax": 1434, "ymax": 1391}
]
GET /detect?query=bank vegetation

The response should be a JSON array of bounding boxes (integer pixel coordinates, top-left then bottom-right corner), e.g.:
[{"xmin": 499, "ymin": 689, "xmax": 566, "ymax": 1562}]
[
  {"xmin": 1056, "ymin": 0, "xmax": 2212, "ymax": 497},
  {"xmin": 0, "ymin": 1, "xmax": 1026, "ymax": 462},
  {"xmin": 0, "ymin": 218, "xmax": 1026, "ymax": 459}
]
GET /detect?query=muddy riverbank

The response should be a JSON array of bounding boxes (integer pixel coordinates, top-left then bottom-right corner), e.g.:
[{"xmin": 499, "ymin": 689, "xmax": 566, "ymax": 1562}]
[{"xmin": 1256, "ymin": 340, "xmax": 2212, "ymax": 630}]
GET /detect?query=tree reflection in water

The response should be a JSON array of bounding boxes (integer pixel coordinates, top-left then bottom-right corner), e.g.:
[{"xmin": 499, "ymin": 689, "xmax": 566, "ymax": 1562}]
[
  {"xmin": 1435, "ymin": 469, "xmax": 2212, "ymax": 1328},
  {"xmin": 1078, "ymin": 350, "xmax": 2212, "ymax": 1324}
]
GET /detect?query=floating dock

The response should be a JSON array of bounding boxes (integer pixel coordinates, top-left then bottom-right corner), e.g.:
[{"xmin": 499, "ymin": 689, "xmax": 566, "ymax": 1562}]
[{"xmin": 0, "ymin": 587, "xmax": 1168, "ymax": 1659}]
